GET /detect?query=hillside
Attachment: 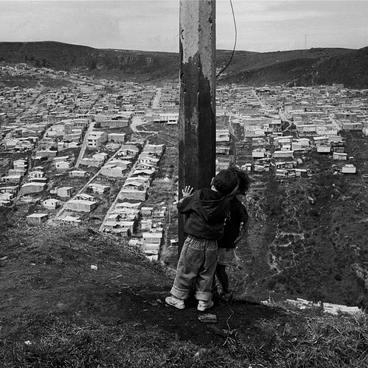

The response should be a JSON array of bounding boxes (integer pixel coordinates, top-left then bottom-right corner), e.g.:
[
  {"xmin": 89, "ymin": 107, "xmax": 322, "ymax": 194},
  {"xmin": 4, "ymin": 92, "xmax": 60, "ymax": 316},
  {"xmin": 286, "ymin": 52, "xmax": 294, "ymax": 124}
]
[
  {"xmin": 1, "ymin": 223, "xmax": 368, "ymax": 367},
  {"xmin": 1, "ymin": 42, "xmax": 368, "ymax": 88}
]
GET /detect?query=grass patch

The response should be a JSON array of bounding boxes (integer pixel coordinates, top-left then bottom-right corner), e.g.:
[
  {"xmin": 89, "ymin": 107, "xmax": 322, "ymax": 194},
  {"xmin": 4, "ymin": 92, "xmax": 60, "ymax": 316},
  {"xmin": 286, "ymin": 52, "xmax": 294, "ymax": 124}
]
[{"xmin": 1, "ymin": 306, "xmax": 368, "ymax": 368}]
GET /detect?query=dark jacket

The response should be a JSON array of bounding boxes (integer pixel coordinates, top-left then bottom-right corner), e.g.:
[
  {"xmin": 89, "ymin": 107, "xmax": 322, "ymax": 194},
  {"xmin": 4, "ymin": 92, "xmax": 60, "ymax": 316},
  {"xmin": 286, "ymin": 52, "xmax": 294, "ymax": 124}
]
[
  {"xmin": 177, "ymin": 188, "xmax": 230, "ymax": 240},
  {"xmin": 217, "ymin": 197, "xmax": 249, "ymax": 248}
]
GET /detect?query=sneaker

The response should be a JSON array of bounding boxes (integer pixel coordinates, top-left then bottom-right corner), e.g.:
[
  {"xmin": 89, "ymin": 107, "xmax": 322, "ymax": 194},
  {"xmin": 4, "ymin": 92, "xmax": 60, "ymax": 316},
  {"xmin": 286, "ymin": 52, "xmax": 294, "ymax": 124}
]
[
  {"xmin": 165, "ymin": 296, "xmax": 185, "ymax": 310},
  {"xmin": 220, "ymin": 292, "xmax": 233, "ymax": 303},
  {"xmin": 197, "ymin": 300, "xmax": 214, "ymax": 312}
]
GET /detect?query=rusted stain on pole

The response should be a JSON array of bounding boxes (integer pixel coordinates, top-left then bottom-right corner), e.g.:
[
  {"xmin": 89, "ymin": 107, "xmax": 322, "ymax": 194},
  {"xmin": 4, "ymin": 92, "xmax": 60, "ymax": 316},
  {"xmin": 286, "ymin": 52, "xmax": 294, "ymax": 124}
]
[{"xmin": 178, "ymin": 0, "xmax": 216, "ymax": 254}]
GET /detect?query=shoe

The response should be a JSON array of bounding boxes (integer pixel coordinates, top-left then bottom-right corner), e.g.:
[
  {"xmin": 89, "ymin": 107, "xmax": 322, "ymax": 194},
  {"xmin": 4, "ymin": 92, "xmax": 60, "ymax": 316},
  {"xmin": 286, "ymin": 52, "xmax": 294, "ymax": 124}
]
[
  {"xmin": 212, "ymin": 290, "xmax": 220, "ymax": 301},
  {"xmin": 197, "ymin": 300, "xmax": 214, "ymax": 312},
  {"xmin": 165, "ymin": 296, "xmax": 185, "ymax": 310},
  {"xmin": 220, "ymin": 292, "xmax": 233, "ymax": 303}
]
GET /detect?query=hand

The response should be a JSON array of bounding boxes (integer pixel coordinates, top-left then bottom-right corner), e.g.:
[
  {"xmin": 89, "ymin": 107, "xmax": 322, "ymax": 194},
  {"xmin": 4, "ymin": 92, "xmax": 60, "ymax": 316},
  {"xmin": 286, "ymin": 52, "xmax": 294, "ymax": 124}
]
[
  {"xmin": 182, "ymin": 186, "xmax": 194, "ymax": 197},
  {"xmin": 234, "ymin": 222, "xmax": 246, "ymax": 244},
  {"xmin": 234, "ymin": 235, "xmax": 243, "ymax": 245}
]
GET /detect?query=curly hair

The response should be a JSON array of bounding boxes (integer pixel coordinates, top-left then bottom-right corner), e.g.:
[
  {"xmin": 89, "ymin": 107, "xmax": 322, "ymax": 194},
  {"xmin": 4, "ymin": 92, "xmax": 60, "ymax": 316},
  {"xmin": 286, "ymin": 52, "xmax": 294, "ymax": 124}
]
[
  {"xmin": 229, "ymin": 165, "xmax": 251, "ymax": 195},
  {"xmin": 212, "ymin": 169, "xmax": 238, "ymax": 195}
]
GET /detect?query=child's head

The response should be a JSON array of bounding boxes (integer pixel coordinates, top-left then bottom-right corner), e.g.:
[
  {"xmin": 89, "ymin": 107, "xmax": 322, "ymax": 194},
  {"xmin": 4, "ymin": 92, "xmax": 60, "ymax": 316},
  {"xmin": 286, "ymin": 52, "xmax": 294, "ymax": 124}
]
[
  {"xmin": 212, "ymin": 169, "xmax": 238, "ymax": 195},
  {"xmin": 229, "ymin": 165, "xmax": 251, "ymax": 195}
]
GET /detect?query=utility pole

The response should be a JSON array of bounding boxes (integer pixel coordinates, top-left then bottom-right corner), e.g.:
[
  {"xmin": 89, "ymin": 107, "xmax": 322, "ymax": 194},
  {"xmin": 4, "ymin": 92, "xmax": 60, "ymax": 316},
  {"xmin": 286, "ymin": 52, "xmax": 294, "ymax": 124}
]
[{"xmin": 178, "ymin": 0, "xmax": 217, "ymax": 254}]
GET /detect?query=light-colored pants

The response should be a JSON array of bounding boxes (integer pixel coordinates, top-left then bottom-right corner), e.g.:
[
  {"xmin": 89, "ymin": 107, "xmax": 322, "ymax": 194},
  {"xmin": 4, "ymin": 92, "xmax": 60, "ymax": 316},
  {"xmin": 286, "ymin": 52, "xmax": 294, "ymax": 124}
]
[{"xmin": 170, "ymin": 235, "xmax": 218, "ymax": 302}]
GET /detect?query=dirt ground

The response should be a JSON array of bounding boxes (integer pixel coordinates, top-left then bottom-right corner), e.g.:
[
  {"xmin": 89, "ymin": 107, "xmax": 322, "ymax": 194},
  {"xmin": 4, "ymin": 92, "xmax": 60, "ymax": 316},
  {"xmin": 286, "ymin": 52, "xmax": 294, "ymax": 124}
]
[{"xmin": 0, "ymin": 222, "xmax": 284, "ymax": 352}]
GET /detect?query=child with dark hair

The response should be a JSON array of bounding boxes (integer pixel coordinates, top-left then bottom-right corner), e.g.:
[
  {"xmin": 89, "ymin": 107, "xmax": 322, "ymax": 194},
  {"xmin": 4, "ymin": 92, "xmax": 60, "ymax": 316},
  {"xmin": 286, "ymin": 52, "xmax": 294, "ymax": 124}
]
[
  {"xmin": 214, "ymin": 166, "xmax": 250, "ymax": 301},
  {"xmin": 165, "ymin": 169, "xmax": 238, "ymax": 311}
]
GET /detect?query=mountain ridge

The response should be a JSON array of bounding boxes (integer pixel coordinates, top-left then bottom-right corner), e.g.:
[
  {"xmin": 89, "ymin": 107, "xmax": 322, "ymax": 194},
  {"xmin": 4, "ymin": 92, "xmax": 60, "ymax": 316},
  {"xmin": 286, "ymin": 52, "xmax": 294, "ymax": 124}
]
[{"xmin": 1, "ymin": 41, "xmax": 368, "ymax": 88}]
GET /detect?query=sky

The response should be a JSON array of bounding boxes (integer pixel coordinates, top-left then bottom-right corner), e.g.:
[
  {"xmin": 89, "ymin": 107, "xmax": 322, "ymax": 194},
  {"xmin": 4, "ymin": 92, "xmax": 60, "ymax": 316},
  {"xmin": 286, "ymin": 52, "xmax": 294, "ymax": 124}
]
[{"xmin": 0, "ymin": 0, "xmax": 367, "ymax": 53}]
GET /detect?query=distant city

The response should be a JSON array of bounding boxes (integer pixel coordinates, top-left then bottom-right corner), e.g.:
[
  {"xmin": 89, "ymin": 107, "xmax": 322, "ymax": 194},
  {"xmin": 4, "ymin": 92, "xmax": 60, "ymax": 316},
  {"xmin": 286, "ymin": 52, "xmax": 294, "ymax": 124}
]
[{"xmin": 1, "ymin": 62, "xmax": 368, "ymax": 266}]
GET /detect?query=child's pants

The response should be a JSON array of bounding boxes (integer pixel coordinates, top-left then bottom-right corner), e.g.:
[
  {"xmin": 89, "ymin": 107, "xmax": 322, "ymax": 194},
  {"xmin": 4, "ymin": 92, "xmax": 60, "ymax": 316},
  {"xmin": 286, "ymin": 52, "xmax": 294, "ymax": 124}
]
[{"xmin": 170, "ymin": 235, "xmax": 218, "ymax": 301}]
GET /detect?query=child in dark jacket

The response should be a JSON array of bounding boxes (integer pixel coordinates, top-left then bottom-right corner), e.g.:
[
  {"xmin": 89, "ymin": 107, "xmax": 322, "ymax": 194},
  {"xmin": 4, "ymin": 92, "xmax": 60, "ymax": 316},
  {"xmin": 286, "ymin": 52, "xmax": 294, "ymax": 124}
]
[
  {"xmin": 215, "ymin": 166, "xmax": 250, "ymax": 301},
  {"xmin": 165, "ymin": 169, "xmax": 238, "ymax": 311}
]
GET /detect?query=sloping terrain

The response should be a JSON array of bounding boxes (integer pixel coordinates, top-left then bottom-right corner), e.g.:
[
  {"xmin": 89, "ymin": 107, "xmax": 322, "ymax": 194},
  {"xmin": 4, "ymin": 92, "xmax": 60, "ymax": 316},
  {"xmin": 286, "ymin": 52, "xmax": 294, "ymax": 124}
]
[
  {"xmin": 1, "ymin": 42, "xmax": 368, "ymax": 87},
  {"xmin": 1, "ymin": 222, "xmax": 368, "ymax": 367},
  {"xmin": 231, "ymin": 131, "xmax": 368, "ymax": 308}
]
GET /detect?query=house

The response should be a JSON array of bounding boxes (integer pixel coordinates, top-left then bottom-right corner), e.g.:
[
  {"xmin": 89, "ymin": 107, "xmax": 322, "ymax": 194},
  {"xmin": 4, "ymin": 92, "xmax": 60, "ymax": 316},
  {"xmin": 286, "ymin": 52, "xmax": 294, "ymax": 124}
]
[
  {"xmin": 131, "ymin": 168, "xmax": 155, "ymax": 179},
  {"xmin": 87, "ymin": 131, "xmax": 108, "ymax": 148},
  {"xmin": 80, "ymin": 152, "xmax": 108, "ymax": 167},
  {"xmin": 28, "ymin": 176, "xmax": 47, "ymax": 185},
  {"xmin": 26, "ymin": 213, "xmax": 49, "ymax": 225},
  {"xmin": 292, "ymin": 138, "xmax": 310, "ymax": 151},
  {"xmin": 153, "ymin": 207, "xmax": 167, "ymax": 218},
  {"xmin": 252, "ymin": 149, "xmax": 266, "ymax": 159},
  {"xmin": 53, "ymin": 155, "xmax": 70, "ymax": 163},
  {"xmin": 8, "ymin": 168, "xmax": 26, "ymax": 176},
  {"xmin": 107, "ymin": 159, "xmax": 131, "ymax": 170},
  {"xmin": 273, "ymin": 150, "xmax": 294, "ymax": 159},
  {"xmin": 119, "ymin": 187, "xmax": 148, "ymax": 201},
  {"xmin": 158, "ymin": 113, "xmax": 179, "ymax": 124},
  {"xmin": 103, "ymin": 220, "xmax": 135, "ymax": 234},
  {"xmin": 87, "ymin": 183, "xmax": 110, "ymax": 194},
  {"xmin": 69, "ymin": 170, "xmax": 89, "ymax": 178},
  {"xmin": 1, "ymin": 175, "xmax": 22, "ymax": 184},
  {"xmin": 0, "ymin": 192, "xmax": 14, "ymax": 202},
  {"xmin": 341, "ymin": 164, "xmax": 357, "ymax": 174},
  {"xmin": 275, "ymin": 169, "xmax": 288, "ymax": 178},
  {"xmin": 75, "ymin": 193, "xmax": 95, "ymax": 202},
  {"xmin": 109, "ymin": 208, "xmax": 139, "ymax": 222},
  {"xmin": 275, "ymin": 136, "xmax": 293, "ymax": 146},
  {"xmin": 216, "ymin": 146, "xmax": 231, "ymax": 155},
  {"xmin": 274, "ymin": 161, "xmax": 296, "ymax": 170},
  {"xmin": 13, "ymin": 159, "xmax": 28, "ymax": 170},
  {"xmin": 141, "ymin": 206, "xmax": 154, "ymax": 217},
  {"xmin": 333, "ymin": 152, "xmax": 348, "ymax": 160},
  {"xmin": 216, "ymin": 160, "xmax": 230, "ymax": 172},
  {"xmin": 142, "ymin": 230, "xmax": 163, "ymax": 255},
  {"xmin": 93, "ymin": 152, "xmax": 109, "ymax": 162},
  {"xmin": 125, "ymin": 176, "xmax": 150, "ymax": 188},
  {"xmin": 119, "ymin": 144, "xmax": 140, "ymax": 158},
  {"xmin": 28, "ymin": 170, "xmax": 44, "ymax": 179},
  {"xmin": 0, "ymin": 186, "xmax": 18, "ymax": 194},
  {"xmin": 57, "ymin": 187, "xmax": 74, "ymax": 198},
  {"xmin": 108, "ymin": 133, "xmax": 126, "ymax": 143},
  {"xmin": 100, "ymin": 118, "xmax": 129, "ymax": 129},
  {"xmin": 342, "ymin": 122, "xmax": 362, "ymax": 131},
  {"xmin": 101, "ymin": 164, "xmax": 126, "ymax": 178},
  {"xmin": 317, "ymin": 145, "xmax": 331, "ymax": 153},
  {"xmin": 294, "ymin": 169, "xmax": 309, "ymax": 178},
  {"xmin": 115, "ymin": 202, "xmax": 141, "ymax": 211},
  {"xmin": 314, "ymin": 136, "xmax": 329, "ymax": 146},
  {"xmin": 138, "ymin": 154, "xmax": 160, "ymax": 167},
  {"xmin": 65, "ymin": 199, "xmax": 97, "ymax": 212},
  {"xmin": 141, "ymin": 219, "xmax": 153, "ymax": 231},
  {"xmin": 42, "ymin": 198, "xmax": 62, "ymax": 210},
  {"xmin": 144, "ymin": 144, "xmax": 165, "ymax": 156},
  {"xmin": 56, "ymin": 161, "xmax": 71, "ymax": 170},
  {"xmin": 296, "ymin": 125, "xmax": 317, "ymax": 134},
  {"xmin": 35, "ymin": 149, "xmax": 57, "ymax": 159},
  {"xmin": 216, "ymin": 130, "xmax": 230, "ymax": 142},
  {"xmin": 19, "ymin": 182, "xmax": 46, "ymax": 195},
  {"xmin": 57, "ymin": 215, "xmax": 81, "ymax": 226}
]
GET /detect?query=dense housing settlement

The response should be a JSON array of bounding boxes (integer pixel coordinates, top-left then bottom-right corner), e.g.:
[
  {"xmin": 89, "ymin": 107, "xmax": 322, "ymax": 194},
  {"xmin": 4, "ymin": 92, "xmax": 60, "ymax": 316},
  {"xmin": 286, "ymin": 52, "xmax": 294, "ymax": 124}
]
[{"xmin": 1, "ymin": 63, "xmax": 368, "ymax": 263}]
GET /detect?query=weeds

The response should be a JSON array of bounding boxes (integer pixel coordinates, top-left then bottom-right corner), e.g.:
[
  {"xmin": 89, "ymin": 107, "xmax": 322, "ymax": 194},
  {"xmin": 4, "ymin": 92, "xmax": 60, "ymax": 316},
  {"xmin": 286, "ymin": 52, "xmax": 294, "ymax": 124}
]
[{"xmin": 1, "ymin": 309, "xmax": 368, "ymax": 368}]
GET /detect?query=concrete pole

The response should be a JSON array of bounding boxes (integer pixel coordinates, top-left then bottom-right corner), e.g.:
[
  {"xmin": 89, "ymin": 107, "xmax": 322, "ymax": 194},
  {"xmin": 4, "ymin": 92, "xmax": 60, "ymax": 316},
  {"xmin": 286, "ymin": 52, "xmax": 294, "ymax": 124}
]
[{"xmin": 178, "ymin": 0, "xmax": 216, "ymax": 254}]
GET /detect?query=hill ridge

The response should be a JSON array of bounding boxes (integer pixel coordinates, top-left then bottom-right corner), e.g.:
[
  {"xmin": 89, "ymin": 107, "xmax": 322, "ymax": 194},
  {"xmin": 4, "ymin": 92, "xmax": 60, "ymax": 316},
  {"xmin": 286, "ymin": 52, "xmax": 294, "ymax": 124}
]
[{"xmin": 1, "ymin": 41, "xmax": 368, "ymax": 88}]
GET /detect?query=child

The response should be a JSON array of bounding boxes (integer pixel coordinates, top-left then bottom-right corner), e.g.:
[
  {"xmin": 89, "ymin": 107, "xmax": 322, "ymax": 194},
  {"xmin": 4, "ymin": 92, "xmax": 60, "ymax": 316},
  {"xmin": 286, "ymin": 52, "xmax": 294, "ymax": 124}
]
[
  {"xmin": 165, "ymin": 169, "xmax": 238, "ymax": 311},
  {"xmin": 214, "ymin": 166, "xmax": 250, "ymax": 302}
]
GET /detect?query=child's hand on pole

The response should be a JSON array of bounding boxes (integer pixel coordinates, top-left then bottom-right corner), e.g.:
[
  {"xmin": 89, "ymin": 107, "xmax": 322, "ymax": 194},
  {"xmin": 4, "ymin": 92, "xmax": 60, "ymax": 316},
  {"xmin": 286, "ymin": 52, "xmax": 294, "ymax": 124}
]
[{"xmin": 182, "ymin": 186, "xmax": 193, "ymax": 197}]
